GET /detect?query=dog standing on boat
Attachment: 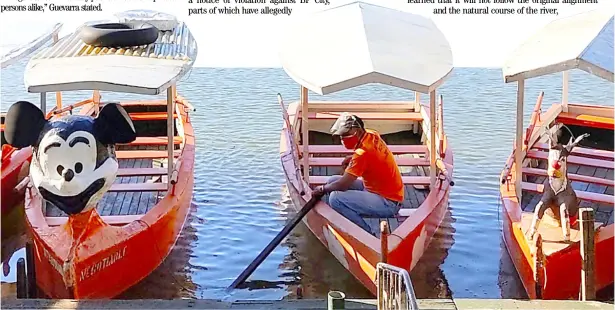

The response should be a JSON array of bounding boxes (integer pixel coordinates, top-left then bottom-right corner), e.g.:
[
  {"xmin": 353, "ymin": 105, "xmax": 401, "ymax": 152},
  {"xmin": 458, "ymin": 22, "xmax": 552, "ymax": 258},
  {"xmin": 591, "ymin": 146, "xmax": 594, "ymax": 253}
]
[
  {"xmin": 527, "ymin": 123, "xmax": 589, "ymax": 242},
  {"xmin": 3, "ymin": 101, "xmax": 136, "ymax": 216}
]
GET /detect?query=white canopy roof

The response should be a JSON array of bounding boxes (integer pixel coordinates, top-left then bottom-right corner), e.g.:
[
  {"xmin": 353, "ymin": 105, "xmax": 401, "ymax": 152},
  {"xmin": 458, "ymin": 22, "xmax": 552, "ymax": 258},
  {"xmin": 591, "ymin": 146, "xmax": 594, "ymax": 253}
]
[
  {"xmin": 278, "ymin": 2, "xmax": 453, "ymax": 95},
  {"xmin": 1, "ymin": 23, "xmax": 62, "ymax": 69},
  {"xmin": 24, "ymin": 10, "xmax": 198, "ymax": 95},
  {"xmin": 503, "ymin": 10, "xmax": 614, "ymax": 83}
]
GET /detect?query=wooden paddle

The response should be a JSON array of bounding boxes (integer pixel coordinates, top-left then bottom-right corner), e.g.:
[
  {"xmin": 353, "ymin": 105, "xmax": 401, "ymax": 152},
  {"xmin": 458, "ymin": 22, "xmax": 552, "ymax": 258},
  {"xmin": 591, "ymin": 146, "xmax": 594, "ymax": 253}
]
[{"xmin": 227, "ymin": 193, "xmax": 323, "ymax": 290}]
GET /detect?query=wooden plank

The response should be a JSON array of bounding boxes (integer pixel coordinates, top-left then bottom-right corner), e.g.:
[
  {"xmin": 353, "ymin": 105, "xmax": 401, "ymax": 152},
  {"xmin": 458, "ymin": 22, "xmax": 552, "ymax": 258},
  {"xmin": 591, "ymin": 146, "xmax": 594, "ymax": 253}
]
[
  {"xmin": 309, "ymin": 175, "xmax": 430, "ymax": 185},
  {"xmin": 118, "ymin": 167, "xmax": 167, "ymax": 177},
  {"xmin": 122, "ymin": 136, "xmax": 182, "ymax": 146},
  {"xmin": 557, "ymin": 112, "xmax": 615, "ymax": 130},
  {"xmin": 116, "ymin": 150, "xmax": 180, "ymax": 159},
  {"xmin": 532, "ymin": 142, "xmax": 614, "ymax": 161},
  {"xmin": 521, "ymin": 182, "xmax": 614, "ymax": 205},
  {"xmin": 309, "ymin": 156, "xmax": 428, "ymax": 166},
  {"xmin": 302, "ymin": 111, "xmax": 422, "ymax": 121},
  {"xmin": 387, "ymin": 217, "xmax": 400, "ymax": 232},
  {"xmin": 398, "ymin": 208, "xmax": 417, "ymax": 217},
  {"xmin": 526, "ymin": 150, "xmax": 613, "ymax": 169},
  {"xmin": 46, "ymin": 215, "xmax": 142, "ymax": 226},
  {"xmin": 129, "ymin": 112, "xmax": 177, "ymax": 121},
  {"xmin": 110, "ymin": 182, "xmax": 168, "ymax": 192},
  {"xmin": 522, "ymin": 167, "xmax": 615, "ymax": 187},
  {"xmin": 300, "ymin": 144, "xmax": 427, "ymax": 154},
  {"xmin": 307, "ymin": 102, "xmax": 415, "ymax": 113}
]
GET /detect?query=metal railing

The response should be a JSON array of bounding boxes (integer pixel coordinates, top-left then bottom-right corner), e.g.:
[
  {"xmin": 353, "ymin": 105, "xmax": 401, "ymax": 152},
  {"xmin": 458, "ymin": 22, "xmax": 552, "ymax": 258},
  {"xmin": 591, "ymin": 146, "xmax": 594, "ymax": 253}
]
[{"xmin": 376, "ymin": 262, "xmax": 419, "ymax": 310}]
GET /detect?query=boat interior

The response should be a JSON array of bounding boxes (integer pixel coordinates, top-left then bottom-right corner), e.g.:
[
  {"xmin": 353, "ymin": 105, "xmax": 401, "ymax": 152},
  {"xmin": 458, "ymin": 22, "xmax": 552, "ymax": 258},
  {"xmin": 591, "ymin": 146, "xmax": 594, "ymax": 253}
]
[
  {"xmin": 520, "ymin": 121, "xmax": 614, "ymax": 255},
  {"xmin": 44, "ymin": 101, "xmax": 182, "ymax": 225},
  {"xmin": 296, "ymin": 102, "xmax": 434, "ymax": 236}
]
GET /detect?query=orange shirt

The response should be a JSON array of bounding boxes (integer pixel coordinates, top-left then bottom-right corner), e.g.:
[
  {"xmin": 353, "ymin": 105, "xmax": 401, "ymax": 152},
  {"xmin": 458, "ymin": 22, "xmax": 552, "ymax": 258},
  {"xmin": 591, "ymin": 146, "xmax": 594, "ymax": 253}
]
[{"xmin": 345, "ymin": 130, "xmax": 404, "ymax": 203}]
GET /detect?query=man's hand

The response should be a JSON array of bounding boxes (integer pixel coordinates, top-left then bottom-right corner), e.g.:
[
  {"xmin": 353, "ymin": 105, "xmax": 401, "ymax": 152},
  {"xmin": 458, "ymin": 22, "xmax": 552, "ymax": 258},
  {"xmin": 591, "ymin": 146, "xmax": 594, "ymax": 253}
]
[
  {"xmin": 312, "ymin": 185, "xmax": 326, "ymax": 198},
  {"xmin": 341, "ymin": 155, "xmax": 353, "ymax": 170}
]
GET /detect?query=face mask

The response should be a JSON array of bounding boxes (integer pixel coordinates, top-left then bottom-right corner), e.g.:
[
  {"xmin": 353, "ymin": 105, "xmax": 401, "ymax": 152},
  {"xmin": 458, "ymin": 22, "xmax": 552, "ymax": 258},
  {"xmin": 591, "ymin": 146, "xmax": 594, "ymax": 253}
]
[{"xmin": 341, "ymin": 133, "xmax": 359, "ymax": 149}]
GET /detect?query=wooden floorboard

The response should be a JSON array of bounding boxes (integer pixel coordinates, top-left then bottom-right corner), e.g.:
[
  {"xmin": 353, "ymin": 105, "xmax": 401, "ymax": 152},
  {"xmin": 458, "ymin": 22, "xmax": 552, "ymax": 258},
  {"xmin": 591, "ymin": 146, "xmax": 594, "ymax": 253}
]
[
  {"xmin": 521, "ymin": 156, "xmax": 614, "ymax": 225},
  {"xmin": 45, "ymin": 146, "xmax": 163, "ymax": 217}
]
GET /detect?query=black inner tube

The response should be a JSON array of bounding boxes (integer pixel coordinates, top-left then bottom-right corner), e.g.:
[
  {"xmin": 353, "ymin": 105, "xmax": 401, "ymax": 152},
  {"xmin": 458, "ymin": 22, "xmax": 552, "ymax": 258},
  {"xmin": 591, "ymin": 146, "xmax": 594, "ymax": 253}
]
[{"xmin": 79, "ymin": 22, "xmax": 159, "ymax": 48}]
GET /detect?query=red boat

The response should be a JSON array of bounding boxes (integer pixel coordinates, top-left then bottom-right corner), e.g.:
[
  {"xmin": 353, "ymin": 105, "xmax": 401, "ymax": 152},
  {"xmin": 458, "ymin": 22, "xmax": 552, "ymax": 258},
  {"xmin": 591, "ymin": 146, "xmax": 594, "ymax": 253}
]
[
  {"xmin": 13, "ymin": 10, "xmax": 199, "ymax": 298},
  {"xmin": 500, "ymin": 11, "xmax": 614, "ymax": 299},
  {"xmin": 1, "ymin": 23, "xmax": 63, "ymax": 216},
  {"xmin": 277, "ymin": 2, "xmax": 455, "ymax": 295}
]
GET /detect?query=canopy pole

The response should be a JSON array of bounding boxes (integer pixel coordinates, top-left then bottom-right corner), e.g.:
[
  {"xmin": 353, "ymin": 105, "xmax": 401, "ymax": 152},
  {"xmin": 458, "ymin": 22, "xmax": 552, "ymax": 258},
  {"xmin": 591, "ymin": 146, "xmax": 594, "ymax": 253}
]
[
  {"xmin": 301, "ymin": 86, "xmax": 309, "ymax": 184},
  {"xmin": 415, "ymin": 91, "xmax": 421, "ymax": 109},
  {"xmin": 52, "ymin": 33, "xmax": 61, "ymax": 110},
  {"xmin": 93, "ymin": 90, "xmax": 100, "ymax": 115},
  {"xmin": 562, "ymin": 71, "xmax": 569, "ymax": 112},
  {"xmin": 515, "ymin": 79, "xmax": 525, "ymax": 201},
  {"xmin": 40, "ymin": 92, "xmax": 47, "ymax": 114},
  {"xmin": 429, "ymin": 90, "xmax": 436, "ymax": 186},
  {"xmin": 167, "ymin": 85, "xmax": 175, "ymax": 188}
]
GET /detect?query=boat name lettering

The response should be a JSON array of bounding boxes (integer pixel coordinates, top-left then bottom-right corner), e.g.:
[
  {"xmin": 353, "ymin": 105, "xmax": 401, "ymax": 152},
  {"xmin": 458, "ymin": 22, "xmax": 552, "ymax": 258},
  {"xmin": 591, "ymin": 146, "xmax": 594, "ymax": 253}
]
[{"xmin": 79, "ymin": 246, "xmax": 127, "ymax": 281}]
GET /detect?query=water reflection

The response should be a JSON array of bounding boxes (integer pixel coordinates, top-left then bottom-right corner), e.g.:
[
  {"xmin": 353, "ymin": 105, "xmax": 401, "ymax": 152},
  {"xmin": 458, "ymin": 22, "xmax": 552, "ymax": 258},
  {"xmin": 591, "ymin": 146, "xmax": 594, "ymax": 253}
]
[{"xmin": 117, "ymin": 203, "xmax": 200, "ymax": 299}]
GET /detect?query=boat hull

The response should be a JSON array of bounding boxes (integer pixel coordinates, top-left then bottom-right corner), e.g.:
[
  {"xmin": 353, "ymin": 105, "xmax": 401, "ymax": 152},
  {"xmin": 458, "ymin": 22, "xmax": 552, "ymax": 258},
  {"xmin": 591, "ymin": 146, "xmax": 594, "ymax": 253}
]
[
  {"xmin": 285, "ymin": 177, "xmax": 450, "ymax": 295},
  {"xmin": 24, "ymin": 99, "xmax": 195, "ymax": 299},
  {"xmin": 500, "ymin": 103, "xmax": 614, "ymax": 299},
  {"xmin": 279, "ymin": 101, "xmax": 454, "ymax": 295},
  {"xmin": 1, "ymin": 147, "xmax": 31, "ymax": 215}
]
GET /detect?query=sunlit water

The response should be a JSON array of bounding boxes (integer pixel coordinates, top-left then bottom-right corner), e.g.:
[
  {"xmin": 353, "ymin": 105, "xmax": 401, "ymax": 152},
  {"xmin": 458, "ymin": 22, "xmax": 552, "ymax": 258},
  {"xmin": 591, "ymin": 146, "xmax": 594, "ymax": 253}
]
[{"xmin": 1, "ymin": 56, "xmax": 613, "ymax": 301}]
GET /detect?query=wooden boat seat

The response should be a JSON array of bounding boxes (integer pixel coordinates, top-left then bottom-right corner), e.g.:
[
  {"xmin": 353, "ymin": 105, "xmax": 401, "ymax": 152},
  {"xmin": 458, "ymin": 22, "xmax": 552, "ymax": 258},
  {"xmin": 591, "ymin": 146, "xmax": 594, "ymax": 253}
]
[
  {"xmin": 520, "ymin": 212, "xmax": 604, "ymax": 255},
  {"xmin": 521, "ymin": 182, "xmax": 614, "ymax": 205},
  {"xmin": 129, "ymin": 112, "xmax": 178, "ymax": 121},
  {"xmin": 526, "ymin": 150, "xmax": 613, "ymax": 169},
  {"xmin": 397, "ymin": 208, "xmax": 417, "ymax": 217},
  {"xmin": 45, "ymin": 214, "xmax": 143, "ymax": 227},
  {"xmin": 109, "ymin": 182, "xmax": 168, "ymax": 192},
  {"xmin": 532, "ymin": 142, "xmax": 614, "ymax": 161},
  {"xmin": 309, "ymin": 175, "xmax": 430, "ymax": 186},
  {"xmin": 117, "ymin": 168, "xmax": 167, "ymax": 177},
  {"xmin": 122, "ymin": 136, "xmax": 182, "ymax": 146},
  {"xmin": 116, "ymin": 150, "xmax": 181, "ymax": 160},
  {"xmin": 309, "ymin": 157, "xmax": 428, "ymax": 166},
  {"xmin": 300, "ymin": 144, "xmax": 428, "ymax": 154},
  {"xmin": 302, "ymin": 111, "xmax": 422, "ymax": 121},
  {"xmin": 556, "ymin": 112, "xmax": 615, "ymax": 130},
  {"xmin": 522, "ymin": 167, "xmax": 615, "ymax": 187}
]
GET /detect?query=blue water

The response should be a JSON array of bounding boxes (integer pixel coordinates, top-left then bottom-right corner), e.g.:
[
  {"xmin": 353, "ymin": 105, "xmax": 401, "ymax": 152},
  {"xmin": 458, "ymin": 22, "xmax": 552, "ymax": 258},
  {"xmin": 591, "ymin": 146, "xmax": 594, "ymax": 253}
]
[{"xmin": 1, "ymin": 57, "xmax": 613, "ymax": 301}]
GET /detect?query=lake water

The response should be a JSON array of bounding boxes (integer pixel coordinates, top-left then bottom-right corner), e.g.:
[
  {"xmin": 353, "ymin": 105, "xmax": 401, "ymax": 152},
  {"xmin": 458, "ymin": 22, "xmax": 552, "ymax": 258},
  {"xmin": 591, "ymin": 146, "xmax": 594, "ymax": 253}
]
[{"xmin": 1, "ymin": 58, "xmax": 613, "ymax": 301}]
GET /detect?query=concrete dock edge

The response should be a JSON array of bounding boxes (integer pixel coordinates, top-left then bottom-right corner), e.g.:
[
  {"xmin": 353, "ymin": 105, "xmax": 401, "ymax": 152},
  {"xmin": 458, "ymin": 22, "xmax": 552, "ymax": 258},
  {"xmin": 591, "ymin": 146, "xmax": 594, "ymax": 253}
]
[{"xmin": 0, "ymin": 298, "xmax": 612, "ymax": 309}]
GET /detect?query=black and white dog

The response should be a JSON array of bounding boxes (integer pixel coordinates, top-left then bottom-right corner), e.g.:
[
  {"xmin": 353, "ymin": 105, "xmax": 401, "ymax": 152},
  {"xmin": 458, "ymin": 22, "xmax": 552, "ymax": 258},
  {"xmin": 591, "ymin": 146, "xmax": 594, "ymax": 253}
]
[
  {"xmin": 4, "ymin": 101, "xmax": 136, "ymax": 216},
  {"xmin": 527, "ymin": 123, "xmax": 589, "ymax": 242}
]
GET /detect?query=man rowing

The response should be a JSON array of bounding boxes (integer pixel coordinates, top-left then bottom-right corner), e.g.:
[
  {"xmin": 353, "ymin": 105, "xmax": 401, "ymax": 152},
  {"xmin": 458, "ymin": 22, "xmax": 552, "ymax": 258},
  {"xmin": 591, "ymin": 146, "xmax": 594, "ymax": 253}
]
[{"xmin": 312, "ymin": 113, "xmax": 404, "ymax": 234}]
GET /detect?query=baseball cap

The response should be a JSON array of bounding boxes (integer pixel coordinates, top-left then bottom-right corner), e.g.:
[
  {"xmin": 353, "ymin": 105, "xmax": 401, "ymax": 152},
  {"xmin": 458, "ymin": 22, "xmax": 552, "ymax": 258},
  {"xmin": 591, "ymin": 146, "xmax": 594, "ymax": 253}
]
[{"xmin": 330, "ymin": 112, "xmax": 364, "ymax": 136}]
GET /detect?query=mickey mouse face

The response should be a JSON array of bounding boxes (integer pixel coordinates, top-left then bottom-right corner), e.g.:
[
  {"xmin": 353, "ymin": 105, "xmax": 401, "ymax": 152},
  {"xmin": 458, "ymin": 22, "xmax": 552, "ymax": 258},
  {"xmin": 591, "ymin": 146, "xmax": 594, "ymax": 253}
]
[
  {"xmin": 4, "ymin": 101, "xmax": 136, "ymax": 215},
  {"xmin": 36, "ymin": 130, "xmax": 105, "ymax": 194}
]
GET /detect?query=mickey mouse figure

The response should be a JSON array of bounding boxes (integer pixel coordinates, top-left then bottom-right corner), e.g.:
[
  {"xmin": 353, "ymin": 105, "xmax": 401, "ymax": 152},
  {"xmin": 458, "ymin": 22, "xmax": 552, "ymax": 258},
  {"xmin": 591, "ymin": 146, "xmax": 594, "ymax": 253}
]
[{"xmin": 4, "ymin": 101, "xmax": 137, "ymax": 216}]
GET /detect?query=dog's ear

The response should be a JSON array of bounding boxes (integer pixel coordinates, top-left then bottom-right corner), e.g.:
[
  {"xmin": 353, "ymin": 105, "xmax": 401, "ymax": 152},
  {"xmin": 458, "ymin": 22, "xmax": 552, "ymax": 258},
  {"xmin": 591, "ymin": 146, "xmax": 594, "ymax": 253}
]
[
  {"xmin": 93, "ymin": 103, "xmax": 137, "ymax": 144},
  {"xmin": 4, "ymin": 101, "xmax": 47, "ymax": 148}
]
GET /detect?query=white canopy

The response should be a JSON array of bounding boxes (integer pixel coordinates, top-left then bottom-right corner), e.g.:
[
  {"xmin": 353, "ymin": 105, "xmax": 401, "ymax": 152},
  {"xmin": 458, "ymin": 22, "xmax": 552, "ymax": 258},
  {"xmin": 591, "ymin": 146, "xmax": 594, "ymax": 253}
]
[
  {"xmin": 24, "ymin": 11, "xmax": 198, "ymax": 95},
  {"xmin": 503, "ymin": 10, "xmax": 614, "ymax": 83},
  {"xmin": 278, "ymin": 2, "xmax": 453, "ymax": 95}
]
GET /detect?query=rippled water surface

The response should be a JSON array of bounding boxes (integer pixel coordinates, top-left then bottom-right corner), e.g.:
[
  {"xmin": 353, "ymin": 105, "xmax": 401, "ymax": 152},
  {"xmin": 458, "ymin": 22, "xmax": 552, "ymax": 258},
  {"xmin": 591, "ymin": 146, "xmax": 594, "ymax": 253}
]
[{"xmin": 1, "ymin": 60, "xmax": 613, "ymax": 301}]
